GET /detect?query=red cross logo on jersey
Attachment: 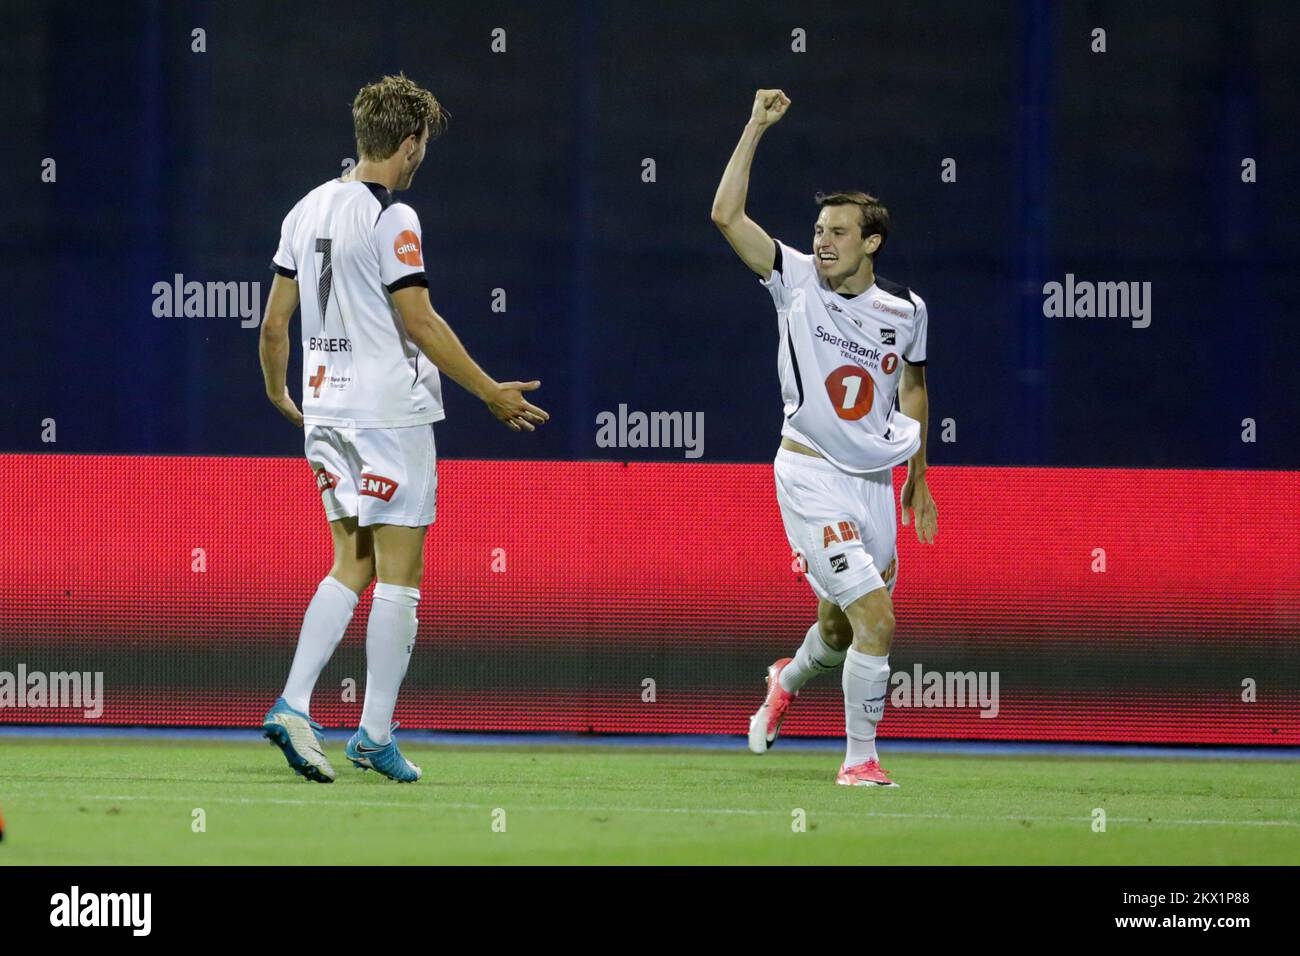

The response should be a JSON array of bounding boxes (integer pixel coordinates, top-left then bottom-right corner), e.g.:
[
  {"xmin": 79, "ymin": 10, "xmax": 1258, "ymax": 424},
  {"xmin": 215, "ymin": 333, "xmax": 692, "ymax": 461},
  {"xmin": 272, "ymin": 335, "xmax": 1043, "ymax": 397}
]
[{"xmin": 309, "ymin": 365, "xmax": 326, "ymax": 397}]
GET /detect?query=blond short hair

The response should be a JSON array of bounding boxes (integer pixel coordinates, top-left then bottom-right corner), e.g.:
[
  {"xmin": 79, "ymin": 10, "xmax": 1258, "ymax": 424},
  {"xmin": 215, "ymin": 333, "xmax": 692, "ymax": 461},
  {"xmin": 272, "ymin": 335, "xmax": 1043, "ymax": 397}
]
[{"xmin": 352, "ymin": 73, "xmax": 447, "ymax": 161}]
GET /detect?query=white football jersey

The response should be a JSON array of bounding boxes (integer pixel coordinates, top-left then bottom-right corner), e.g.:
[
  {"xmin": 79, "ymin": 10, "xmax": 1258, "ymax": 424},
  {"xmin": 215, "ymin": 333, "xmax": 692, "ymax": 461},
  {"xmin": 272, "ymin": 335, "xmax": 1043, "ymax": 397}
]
[
  {"xmin": 762, "ymin": 239, "xmax": 927, "ymax": 474},
  {"xmin": 272, "ymin": 179, "xmax": 444, "ymax": 428}
]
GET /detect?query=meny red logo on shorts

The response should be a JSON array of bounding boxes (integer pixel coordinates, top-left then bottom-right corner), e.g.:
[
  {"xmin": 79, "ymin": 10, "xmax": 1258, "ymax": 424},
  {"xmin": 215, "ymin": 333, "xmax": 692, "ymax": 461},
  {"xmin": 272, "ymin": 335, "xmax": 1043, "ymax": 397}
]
[
  {"xmin": 314, "ymin": 468, "xmax": 339, "ymax": 493},
  {"xmin": 359, "ymin": 473, "xmax": 399, "ymax": 501}
]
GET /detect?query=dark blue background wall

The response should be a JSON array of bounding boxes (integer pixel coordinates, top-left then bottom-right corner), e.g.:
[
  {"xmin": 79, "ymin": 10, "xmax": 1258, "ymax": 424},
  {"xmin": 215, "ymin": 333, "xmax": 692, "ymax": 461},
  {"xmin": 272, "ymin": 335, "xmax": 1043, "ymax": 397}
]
[{"xmin": 3, "ymin": 0, "xmax": 1297, "ymax": 467}]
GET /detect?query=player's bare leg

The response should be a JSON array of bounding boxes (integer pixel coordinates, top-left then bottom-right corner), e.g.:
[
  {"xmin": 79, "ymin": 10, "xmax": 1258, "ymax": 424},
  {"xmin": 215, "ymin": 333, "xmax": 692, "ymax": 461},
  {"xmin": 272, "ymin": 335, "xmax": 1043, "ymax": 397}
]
[
  {"xmin": 325, "ymin": 516, "xmax": 376, "ymax": 593},
  {"xmin": 837, "ymin": 586, "xmax": 898, "ymax": 786},
  {"xmin": 264, "ymin": 517, "xmax": 373, "ymax": 782},
  {"xmin": 346, "ymin": 522, "xmax": 426, "ymax": 782},
  {"xmin": 748, "ymin": 599, "xmax": 852, "ymax": 752},
  {"xmin": 371, "ymin": 522, "xmax": 427, "ymax": 589}
]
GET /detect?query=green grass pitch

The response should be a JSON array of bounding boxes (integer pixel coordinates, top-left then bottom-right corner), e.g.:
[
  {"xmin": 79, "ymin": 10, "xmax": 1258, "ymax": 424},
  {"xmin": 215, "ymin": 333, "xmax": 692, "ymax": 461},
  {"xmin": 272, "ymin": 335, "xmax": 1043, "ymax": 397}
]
[{"xmin": 1, "ymin": 737, "xmax": 1296, "ymax": 865}]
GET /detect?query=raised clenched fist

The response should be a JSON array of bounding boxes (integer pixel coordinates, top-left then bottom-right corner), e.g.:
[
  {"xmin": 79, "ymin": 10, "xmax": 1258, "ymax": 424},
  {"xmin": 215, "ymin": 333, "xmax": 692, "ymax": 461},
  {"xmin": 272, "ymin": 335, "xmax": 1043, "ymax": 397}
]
[{"xmin": 750, "ymin": 89, "xmax": 791, "ymax": 127}]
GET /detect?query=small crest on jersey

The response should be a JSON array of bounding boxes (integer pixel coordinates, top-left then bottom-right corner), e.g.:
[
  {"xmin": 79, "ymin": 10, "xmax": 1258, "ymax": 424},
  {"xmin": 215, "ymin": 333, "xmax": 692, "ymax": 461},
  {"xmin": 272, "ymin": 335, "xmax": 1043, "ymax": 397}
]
[
  {"xmin": 314, "ymin": 468, "xmax": 340, "ymax": 493},
  {"xmin": 393, "ymin": 230, "xmax": 422, "ymax": 267},
  {"xmin": 359, "ymin": 473, "xmax": 399, "ymax": 501},
  {"xmin": 880, "ymin": 327, "xmax": 896, "ymax": 345},
  {"xmin": 830, "ymin": 554, "xmax": 849, "ymax": 574},
  {"xmin": 828, "ymin": 301, "xmax": 844, "ymax": 313}
]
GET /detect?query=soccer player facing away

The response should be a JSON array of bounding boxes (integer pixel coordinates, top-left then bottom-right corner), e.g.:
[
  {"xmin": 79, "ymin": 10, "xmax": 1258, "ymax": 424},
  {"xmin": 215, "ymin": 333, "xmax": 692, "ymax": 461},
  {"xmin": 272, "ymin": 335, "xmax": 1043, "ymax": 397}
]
[
  {"xmin": 712, "ymin": 90, "xmax": 938, "ymax": 787},
  {"xmin": 258, "ymin": 74, "xmax": 548, "ymax": 782}
]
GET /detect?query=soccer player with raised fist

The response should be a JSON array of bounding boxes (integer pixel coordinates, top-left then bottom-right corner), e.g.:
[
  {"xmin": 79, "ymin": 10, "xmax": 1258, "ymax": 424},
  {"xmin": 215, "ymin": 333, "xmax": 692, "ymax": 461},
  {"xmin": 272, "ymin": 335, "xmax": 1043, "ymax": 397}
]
[
  {"xmin": 712, "ymin": 88, "xmax": 938, "ymax": 787},
  {"xmin": 257, "ymin": 73, "xmax": 549, "ymax": 784}
]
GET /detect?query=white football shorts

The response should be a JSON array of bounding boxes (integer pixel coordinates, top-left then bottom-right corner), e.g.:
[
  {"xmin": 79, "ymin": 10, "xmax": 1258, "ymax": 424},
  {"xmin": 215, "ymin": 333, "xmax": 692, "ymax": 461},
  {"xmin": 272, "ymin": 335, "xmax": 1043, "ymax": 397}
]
[
  {"xmin": 304, "ymin": 423, "xmax": 438, "ymax": 527},
  {"xmin": 774, "ymin": 447, "xmax": 898, "ymax": 609}
]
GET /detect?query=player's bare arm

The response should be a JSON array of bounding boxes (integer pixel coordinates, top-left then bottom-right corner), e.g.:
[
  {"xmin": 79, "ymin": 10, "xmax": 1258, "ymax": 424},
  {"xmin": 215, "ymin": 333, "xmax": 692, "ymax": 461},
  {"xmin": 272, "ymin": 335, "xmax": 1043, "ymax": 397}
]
[
  {"xmin": 390, "ymin": 285, "xmax": 549, "ymax": 433},
  {"xmin": 258, "ymin": 272, "xmax": 304, "ymax": 427},
  {"xmin": 710, "ymin": 89, "xmax": 791, "ymax": 277},
  {"xmin": 898, "ymin": 362, "xmax": 937, "ymax": 543}
]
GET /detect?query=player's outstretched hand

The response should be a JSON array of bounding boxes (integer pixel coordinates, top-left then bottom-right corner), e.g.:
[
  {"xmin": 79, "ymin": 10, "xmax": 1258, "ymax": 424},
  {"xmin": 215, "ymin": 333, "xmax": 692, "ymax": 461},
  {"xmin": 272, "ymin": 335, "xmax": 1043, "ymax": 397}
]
[
  {"xmin": 270, "ymin": 387, "xmax": 304, "ymax": 428},
  {"xmin": 487, "ymin": 380, "xmax": 550, "ymax": 432},
  {"xmin": 900, "ymin": 472, "xmax": 938, "ymax": 544},
  {"xmin": 750, "ymin": 89, "xmax": 791, "ymax": 127}
]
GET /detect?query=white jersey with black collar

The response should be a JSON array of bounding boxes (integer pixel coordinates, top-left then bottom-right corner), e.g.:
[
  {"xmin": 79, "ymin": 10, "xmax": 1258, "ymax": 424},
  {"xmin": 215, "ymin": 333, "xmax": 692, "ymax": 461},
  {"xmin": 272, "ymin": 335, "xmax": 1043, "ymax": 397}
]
[
  {"xmin": 272, "ymin": 178, "xmax": 444, "ymax": 428},
  {"xmin": 761, "ymin": 239, "xmax": 928, "ymax": 474}
]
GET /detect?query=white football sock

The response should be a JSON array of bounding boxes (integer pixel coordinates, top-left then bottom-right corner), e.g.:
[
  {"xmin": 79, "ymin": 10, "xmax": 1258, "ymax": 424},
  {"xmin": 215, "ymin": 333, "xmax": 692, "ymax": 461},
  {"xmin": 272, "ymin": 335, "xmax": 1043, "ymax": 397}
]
[
  {"xmin": 282, "ymin": 575, "xmax": 360, "ymax": 714},
  {"xmin": 779, "ymin": 623, "xmax": 847, "ymax": 693},
  {"xmin": 359, "ymin": 583, "xmax": 420, "ymax": 745},
  {"xmin": 842, "ymin": 648, "xmax": 890, "ymax": 767}
]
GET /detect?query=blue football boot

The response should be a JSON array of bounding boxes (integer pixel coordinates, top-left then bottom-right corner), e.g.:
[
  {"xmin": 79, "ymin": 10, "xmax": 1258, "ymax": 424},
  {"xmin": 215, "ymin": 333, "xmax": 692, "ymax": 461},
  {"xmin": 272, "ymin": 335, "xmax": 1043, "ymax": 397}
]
[
  {"xmin": 345, "ymin": 722, "xmax": 422, "ymax": 782},
  {"xmin": 262, "ymin": 697, "xmax": 336, "ymax": 783}
]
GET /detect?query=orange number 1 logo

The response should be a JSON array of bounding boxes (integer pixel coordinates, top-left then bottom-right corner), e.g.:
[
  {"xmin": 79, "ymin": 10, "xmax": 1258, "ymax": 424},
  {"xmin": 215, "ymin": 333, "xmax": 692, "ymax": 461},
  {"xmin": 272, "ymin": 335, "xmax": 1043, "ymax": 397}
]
[{"xmin": 825, "ymin": 365, "xmax": 874, "ymax": 421}]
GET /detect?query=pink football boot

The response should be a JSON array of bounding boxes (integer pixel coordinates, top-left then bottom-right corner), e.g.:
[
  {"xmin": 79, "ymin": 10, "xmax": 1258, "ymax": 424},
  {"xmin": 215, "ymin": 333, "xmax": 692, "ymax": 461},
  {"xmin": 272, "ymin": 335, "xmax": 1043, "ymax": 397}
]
[
  {"xmin": 747, "ymin": 658, "xmax": 796, "ymax": 753},
  {"xmin": 835, "ymin": 758, "xmax": 899, "ymax": 788}
]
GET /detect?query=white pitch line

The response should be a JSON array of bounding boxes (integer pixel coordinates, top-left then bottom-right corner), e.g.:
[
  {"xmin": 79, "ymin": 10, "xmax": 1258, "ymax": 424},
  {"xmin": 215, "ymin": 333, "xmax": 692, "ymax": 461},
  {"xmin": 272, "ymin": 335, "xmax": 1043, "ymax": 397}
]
[{"xmin": 13, "ymin": 792, "xmax": 1300, "ymax": 828}]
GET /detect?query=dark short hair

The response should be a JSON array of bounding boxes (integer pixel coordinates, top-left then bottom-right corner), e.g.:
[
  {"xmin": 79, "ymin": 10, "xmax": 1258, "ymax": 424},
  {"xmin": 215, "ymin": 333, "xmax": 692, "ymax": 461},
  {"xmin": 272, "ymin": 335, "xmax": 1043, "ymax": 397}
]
[{"xmin": 814, "ymin": 191, "xmax": 890, "ymax": 258}]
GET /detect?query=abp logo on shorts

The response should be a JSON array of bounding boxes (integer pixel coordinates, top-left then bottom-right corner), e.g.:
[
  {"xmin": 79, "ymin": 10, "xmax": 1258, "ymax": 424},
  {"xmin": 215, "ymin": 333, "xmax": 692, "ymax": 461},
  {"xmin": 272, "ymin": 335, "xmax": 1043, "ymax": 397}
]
[
  {"xmin": 822, "ymin": 520, "xmax": 860, "ymax": 547},
  {"xmin": 359, "ymin": 473, "xmax": 399, "ymax": 501},
  {"xmin": 393, "ymin": 230, "xmax": 422, "ymax": 267}
]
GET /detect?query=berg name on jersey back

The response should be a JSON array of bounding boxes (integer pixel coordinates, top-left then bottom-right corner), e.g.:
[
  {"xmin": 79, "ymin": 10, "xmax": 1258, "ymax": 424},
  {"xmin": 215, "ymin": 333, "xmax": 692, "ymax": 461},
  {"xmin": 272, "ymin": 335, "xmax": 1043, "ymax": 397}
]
[
  {"xmin": 762, "ymin": 240, "xmax": 928, "ymax": 474},
  {"xmin": 272, "ymin": 178, "xmax": 444, "ymax": 428}
]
